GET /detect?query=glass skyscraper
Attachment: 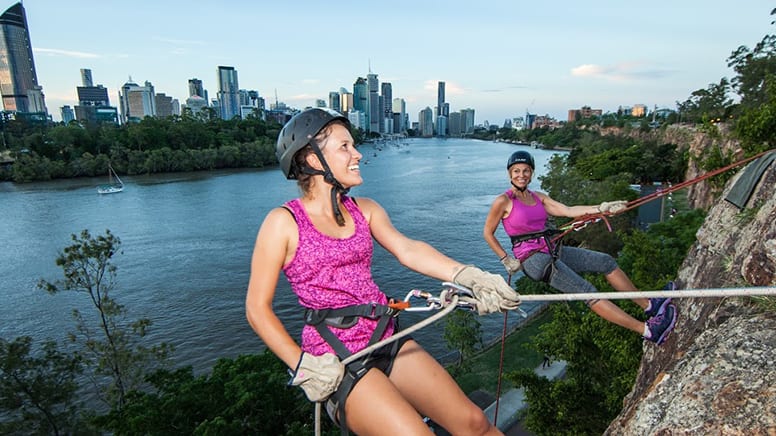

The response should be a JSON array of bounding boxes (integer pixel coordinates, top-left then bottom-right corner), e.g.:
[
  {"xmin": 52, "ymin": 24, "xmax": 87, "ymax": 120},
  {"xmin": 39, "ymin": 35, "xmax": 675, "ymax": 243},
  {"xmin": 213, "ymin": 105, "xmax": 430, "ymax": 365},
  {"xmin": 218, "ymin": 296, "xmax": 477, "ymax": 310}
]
[
  {"xmin": 217, "ymin": 66, "xmax": 239, "ymax": 120},
  {"xmin": 0, "ymin": 2, "xmax": 45, "ymax": 114}
]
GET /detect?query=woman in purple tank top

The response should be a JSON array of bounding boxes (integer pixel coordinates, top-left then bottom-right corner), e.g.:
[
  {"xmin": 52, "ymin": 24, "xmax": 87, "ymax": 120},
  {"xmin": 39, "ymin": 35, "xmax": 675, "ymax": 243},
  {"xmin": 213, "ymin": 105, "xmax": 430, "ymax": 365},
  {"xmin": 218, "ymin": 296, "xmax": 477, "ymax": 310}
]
[
  {"xmin": 246, "ymin": 108, "xmax": 516, "ymax": 435},
  {"xmin": 483, "ymin": 151, "xmax": 677, "ymax": 346}
]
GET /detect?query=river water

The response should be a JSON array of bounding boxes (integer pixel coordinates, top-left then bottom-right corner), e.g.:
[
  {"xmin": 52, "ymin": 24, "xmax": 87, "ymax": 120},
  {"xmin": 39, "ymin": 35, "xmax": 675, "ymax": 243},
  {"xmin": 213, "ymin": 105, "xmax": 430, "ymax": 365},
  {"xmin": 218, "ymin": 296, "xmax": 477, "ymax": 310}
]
[{"xmin": 0, "ymin": 138, "xmax": 564, "ymax": 373}]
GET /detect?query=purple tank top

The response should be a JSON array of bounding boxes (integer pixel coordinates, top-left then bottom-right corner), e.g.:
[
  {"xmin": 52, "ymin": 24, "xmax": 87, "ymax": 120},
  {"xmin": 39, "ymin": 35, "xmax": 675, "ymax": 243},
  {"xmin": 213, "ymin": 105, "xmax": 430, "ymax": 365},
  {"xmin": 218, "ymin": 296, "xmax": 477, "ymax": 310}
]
[
  {"xmin": 283, "ymin": 197, "xmax": 394, "ymax": 356},
  {"xmin": 501, "ymin": 190, "xmax": 550, "ymax": 261}
]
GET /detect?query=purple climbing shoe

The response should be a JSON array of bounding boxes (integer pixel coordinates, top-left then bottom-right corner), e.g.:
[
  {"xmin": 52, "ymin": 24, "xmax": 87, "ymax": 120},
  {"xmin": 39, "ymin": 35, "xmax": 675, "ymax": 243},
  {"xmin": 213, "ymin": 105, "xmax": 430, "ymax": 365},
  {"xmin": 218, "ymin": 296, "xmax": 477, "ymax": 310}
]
[
  {"xmin": 644, "ymin": 303, "xmax": 677, "ymax": 345},
  {"xmin": 645, "ymin": 281, "xmax": 676, "ymax": 318}
]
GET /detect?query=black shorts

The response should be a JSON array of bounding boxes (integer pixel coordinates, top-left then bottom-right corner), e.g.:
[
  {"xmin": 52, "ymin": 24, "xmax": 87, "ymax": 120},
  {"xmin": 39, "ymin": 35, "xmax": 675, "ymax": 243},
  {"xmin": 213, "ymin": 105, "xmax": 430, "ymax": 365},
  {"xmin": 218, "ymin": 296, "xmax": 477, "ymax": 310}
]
[
  {"xmin": 326, "ymin": 335, "xmax": 413, "ymax": 427},
  {"xmin": 353, "ymin": 334, "xmax": 412, "ymax": 377}
]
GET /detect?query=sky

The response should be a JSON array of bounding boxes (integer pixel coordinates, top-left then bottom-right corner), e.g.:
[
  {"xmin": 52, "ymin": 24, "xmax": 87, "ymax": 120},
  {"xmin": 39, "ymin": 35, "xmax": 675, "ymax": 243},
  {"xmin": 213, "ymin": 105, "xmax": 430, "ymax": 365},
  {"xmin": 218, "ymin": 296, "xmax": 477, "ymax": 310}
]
[{"xmin": 10, "ymin": 0, "xmax": 775, "ymax": 124}]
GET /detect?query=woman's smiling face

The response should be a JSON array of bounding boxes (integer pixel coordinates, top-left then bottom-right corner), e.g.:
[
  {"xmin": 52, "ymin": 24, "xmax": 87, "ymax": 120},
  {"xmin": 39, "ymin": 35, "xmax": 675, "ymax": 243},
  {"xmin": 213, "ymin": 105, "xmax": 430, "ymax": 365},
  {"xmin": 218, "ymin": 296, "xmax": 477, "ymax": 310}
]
[
  {"xmin": 318, "ymin": 123, "xmax": 362, "ymax": 187},
  {"xmin": 509, "ymin": 163, "xmax": 533, "ymax": 189}
]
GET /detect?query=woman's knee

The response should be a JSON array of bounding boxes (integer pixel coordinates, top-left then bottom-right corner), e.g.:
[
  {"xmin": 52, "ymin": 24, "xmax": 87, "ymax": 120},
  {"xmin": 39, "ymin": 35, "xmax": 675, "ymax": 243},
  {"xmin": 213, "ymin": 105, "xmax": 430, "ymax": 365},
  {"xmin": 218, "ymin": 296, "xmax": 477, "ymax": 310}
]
[
  {"xmin": 453, "ymin": 402, "xmax": 494, "ymax": 435},
  {"xmin": 601, "ymin": 254, "xmax": 618, "ymax": 274}
]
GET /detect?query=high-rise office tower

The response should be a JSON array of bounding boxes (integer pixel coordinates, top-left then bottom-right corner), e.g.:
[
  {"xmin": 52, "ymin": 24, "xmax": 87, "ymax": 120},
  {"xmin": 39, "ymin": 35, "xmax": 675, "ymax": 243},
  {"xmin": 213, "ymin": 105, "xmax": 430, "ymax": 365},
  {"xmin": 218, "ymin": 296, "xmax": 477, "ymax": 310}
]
[
  {"xmin": 381, "ymin": 82, "xmax": 392, "ymax": 122},
  {"xmin": 119, "ymin": 78, "xmax": 138, "ymax": 123},
  {"xmin": 60, "ymin": 105, "xmax": 75, "ymax": 123},
  {"xmin": 437, "ymin": 81, "xmax": 445, "ymax": 118},
  {"xmin": 419, "ymin": 107, "xmax": 434, "ymax": 137},
  {"xmin": 0, "ymin": 2, "xmax": 46, "ymax": 114},
  {"xmin": 188, "ymin": 78, "xmax": 204, "ymax": 98},
  {"xmin": 128, "ymin": 81, "xmax": 156, "ymax": 119},
  {"xmin": 449, "ymin": 112, "xmax": 462, "ymax": 136},
  {"xmin": 217, "ymin": 66, "xmax": 239, "ymax": 120},
  {"xmin": 340, "ymin": 90, "xmax": 353, "ymax": 114},
  {"xmin": 119, "ymin": 78, "xmax": 155, "ymax": 122},
  {"xmin": 367, "ymin": 73, "xmax": 379, "ymax": 133},
  {"xmin": 461, "ymin": 108, "xmax": 476, "ymax": 134},
  {"xmin": 353, "ymin": 77, "xmax": 367, "ymax": 116},
  {"xmin": 392, "ymin": 98, "xmax": 406, "ymax": 133},
  {"xmin": 155, "ymin": 93, "xmax": 173, "ymax": 117},
  {"xmin": 81, "ymin": 68, "xmax": 93, "ymax": 87},
  {"xmin": 328, "ymin": 91, "xmax": 340, "ymax": 112},
  {"xmin": 74, "ymin": 69, "xmax": 117, "ymax": 124}
]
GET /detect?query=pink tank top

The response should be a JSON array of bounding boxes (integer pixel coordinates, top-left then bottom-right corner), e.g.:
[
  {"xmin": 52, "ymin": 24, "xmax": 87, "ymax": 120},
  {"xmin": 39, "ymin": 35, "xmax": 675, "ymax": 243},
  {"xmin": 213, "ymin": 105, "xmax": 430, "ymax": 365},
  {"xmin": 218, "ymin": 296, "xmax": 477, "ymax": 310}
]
[
  {"xmin": 283, "ymin": 197, "xmax": 394, "ymax": 356},
  {"xmin": 501, "ymin": 190, "xmax": 550, "ymax": 261}
]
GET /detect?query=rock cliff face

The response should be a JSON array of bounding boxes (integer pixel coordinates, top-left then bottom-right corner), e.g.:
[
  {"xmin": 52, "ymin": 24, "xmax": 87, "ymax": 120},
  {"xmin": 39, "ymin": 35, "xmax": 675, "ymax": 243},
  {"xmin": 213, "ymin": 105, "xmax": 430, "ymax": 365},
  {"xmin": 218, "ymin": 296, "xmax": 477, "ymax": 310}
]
[{"xmin": 605, "ymin": 151, "xmax": 776, "ymax": 434}]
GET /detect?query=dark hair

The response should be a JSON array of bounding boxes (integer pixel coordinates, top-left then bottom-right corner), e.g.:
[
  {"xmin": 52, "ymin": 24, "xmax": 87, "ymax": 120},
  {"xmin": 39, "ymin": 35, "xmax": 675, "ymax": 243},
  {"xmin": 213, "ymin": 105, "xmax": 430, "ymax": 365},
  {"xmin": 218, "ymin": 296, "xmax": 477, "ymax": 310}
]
[{"xmin": 293, "ymin": 144, "xmax": 314, "ymax": 193}]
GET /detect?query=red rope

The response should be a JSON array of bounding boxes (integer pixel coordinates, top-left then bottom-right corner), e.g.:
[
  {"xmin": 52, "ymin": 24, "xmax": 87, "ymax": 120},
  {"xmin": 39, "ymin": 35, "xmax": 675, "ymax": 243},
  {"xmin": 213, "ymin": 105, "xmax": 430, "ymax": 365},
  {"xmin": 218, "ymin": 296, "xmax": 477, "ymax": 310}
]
[
  {"xmin": 493, "ymin": 301, "xmax": 509, "ymax": 426},
  {"xmin": 552, "ymin": 148, "xmax": 774, "ymax": 242}
]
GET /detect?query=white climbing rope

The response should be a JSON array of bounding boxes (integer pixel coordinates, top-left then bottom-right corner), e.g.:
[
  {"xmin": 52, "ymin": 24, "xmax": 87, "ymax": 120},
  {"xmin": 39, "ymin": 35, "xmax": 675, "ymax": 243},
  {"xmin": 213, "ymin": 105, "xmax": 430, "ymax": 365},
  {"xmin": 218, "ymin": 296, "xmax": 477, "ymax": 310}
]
[
  {"xmin": 516, "ymin": 286, "xmax": 776, "ymax": 302},
  {"xmin": 312, "ymin": 285, "xmax": 776, "ymax": 434}
]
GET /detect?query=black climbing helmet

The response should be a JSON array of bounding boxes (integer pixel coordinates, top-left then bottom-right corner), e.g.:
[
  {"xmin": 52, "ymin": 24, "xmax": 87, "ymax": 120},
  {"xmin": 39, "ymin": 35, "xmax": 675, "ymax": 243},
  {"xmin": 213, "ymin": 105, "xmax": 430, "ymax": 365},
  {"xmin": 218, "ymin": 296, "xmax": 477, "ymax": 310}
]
[
  {"xmin": 276, "ymin": 107, "xmax": 351, "ymax": 180},
  {"xmin": 507, "ymin": 150, "xmax": 535, "ymax": 170}
]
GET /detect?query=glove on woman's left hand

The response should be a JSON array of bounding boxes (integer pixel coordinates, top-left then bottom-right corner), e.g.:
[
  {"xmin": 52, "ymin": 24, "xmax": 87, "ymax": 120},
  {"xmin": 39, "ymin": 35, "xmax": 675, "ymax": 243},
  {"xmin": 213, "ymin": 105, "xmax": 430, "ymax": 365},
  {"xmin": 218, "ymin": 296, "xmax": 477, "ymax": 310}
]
[
  {"xmin": 500, "ymin": 255, "xmax": 522, "ymax": 275},
  {"xmin": 453, "ymin": 265, "xmax": 521, "ymax": 315},
  {"xmin": 288, "ymin": 352, "xmax": 344, "ymax": 402},
  {"xmin": 598, "ymin": 200, "xmax": 628, "ymax": 214}
]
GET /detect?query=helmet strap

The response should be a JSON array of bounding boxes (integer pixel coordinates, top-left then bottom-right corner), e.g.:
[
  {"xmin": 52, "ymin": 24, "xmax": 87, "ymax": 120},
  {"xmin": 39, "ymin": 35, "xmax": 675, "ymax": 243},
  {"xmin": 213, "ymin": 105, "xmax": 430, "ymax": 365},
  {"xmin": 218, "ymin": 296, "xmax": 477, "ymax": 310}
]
[
  {"xmin": 305, "ymin": 142, "xmax": 350, "ymax": 227},
  {"xmin": 511, "ymin": 181, "xmax": 527, "ymax": 193}
]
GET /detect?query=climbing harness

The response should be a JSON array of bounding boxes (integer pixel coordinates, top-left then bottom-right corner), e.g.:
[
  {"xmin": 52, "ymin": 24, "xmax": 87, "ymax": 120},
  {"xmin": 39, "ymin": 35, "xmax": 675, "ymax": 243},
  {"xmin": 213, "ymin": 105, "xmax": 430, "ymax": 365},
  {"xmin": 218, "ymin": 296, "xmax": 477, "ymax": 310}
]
[
  {"xmin": 311, "ymin": 282, "xmax": 476, "ymax": 436},
  {"xmin": 510, "ymin": 228, "xmax": 563, "ymax": 283}
]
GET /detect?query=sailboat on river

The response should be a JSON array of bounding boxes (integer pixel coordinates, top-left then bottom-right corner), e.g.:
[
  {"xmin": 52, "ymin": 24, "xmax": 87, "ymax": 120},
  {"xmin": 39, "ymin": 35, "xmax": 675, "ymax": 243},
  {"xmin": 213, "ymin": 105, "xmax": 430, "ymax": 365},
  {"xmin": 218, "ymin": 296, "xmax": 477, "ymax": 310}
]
[{"xmin": 97, "ymin": 165, "xmax": 124, "ymax": 194}]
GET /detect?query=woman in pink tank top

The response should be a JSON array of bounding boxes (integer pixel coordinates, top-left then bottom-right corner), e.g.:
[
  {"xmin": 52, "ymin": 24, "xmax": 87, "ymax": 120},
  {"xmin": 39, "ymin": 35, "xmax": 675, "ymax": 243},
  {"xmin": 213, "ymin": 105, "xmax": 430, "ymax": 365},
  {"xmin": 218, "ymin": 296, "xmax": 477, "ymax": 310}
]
[
  {"xmin": 245, "ymin": 108, "xmax": 516, "ymax": 435},
  {"xmin": 483, "ymin": 150, "xmax": 677, "ymax": 346}
]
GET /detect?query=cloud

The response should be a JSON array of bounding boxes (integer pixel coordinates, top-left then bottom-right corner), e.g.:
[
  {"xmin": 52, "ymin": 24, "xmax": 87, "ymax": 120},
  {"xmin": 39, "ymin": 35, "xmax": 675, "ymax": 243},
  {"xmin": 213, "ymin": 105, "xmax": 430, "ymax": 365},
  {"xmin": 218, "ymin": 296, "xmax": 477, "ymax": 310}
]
[
  {"xmin": 571, "ymin": 62, "xmax": 673, "ymax": 81},
  {"xmin": 34, "ymin": 48, "xmax": 99, "ymax": 59}
]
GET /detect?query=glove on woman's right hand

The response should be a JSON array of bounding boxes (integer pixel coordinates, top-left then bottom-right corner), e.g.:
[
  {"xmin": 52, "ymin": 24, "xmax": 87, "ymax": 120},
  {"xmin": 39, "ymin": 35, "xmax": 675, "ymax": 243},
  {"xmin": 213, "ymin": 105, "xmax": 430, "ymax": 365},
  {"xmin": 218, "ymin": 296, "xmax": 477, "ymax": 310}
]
[
  {"xmin": 453, "ymin": 265, "xmax": 521, "ymax": 315},
  {"xmin": 500, "ymin": 255, "xmax": 522, "ymax": 275},
  {"xmin": 288, "ymin": 352, "xmax": 344, "ymax": 402}
]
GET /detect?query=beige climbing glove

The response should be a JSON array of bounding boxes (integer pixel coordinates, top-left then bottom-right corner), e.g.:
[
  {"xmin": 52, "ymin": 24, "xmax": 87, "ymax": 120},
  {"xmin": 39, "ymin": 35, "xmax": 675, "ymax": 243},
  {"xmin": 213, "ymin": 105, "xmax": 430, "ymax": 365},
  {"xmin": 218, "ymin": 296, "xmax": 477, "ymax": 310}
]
[
  {"xmin": 598, "ymin": 200, "xmax": 628, "ymax": 214},
  {"xmin": 288, "ymin": 352, "xmax": 344, "ymax": 402},
  {"xmin": 452, "ymin": 265, "xmax": 521, "ymax": 315},
  {"xmin": 500, "ymin": 255, "xmax": 523, "ymax": 275}
]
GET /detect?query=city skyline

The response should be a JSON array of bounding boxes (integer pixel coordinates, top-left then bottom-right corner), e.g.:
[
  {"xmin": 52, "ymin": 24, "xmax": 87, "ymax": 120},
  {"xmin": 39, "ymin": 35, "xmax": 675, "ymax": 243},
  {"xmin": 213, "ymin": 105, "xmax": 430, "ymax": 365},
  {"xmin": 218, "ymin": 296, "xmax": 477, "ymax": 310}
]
[{"xmin": 8, "ymin": 0, "xmax": 775, "ymax": 124}]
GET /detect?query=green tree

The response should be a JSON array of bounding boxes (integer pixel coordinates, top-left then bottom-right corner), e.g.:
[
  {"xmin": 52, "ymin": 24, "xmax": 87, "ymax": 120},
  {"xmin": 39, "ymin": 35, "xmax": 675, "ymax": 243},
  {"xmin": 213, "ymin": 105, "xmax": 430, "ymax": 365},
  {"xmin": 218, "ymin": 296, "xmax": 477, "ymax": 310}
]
[
  {"xmin": 443, "ymin": 310, "xmax": 482, "ymax": 375},
  {"xmin": 712, "ymin": 9, "xmax": 776, "ymax": 153},
  {"xmin": 38, "ymin": 230, "xmax": 172, "ymax": 412},
  {"xmin": 98, "ymin": 352, "xmax": 319, "ymax": 435},
  {"xmin": 676, "ymin": 78, "xmax": 733, "ymax": 124},
  {"xmin": 0, "ymin": 337, "xmax": 87, "ymax": 435},
  {"xmin": 727, "ymin": 10, "xmax": 776, "ymax": 111},
  {"xmin": 734, "ymin": 72, "xmax": 776, "ymax": 153}
]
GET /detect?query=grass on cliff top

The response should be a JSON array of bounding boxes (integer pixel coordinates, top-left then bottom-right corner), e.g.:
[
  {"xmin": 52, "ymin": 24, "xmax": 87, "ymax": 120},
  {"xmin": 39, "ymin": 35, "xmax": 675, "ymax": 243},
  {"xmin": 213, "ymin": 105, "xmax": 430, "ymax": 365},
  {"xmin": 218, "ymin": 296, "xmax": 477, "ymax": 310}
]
[{"xmin": 454, "ymin": 309, "xmax": 552, "ymax": 395}]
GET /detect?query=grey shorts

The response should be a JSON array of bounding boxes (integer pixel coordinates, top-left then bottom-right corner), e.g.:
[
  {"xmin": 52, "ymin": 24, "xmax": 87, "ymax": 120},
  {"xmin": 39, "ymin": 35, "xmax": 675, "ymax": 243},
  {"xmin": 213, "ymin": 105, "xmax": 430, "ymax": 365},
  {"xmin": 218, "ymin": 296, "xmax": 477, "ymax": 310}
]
[{"xmin": 522, "ymin": 245, "xmax": 618, "ymax": 299}]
